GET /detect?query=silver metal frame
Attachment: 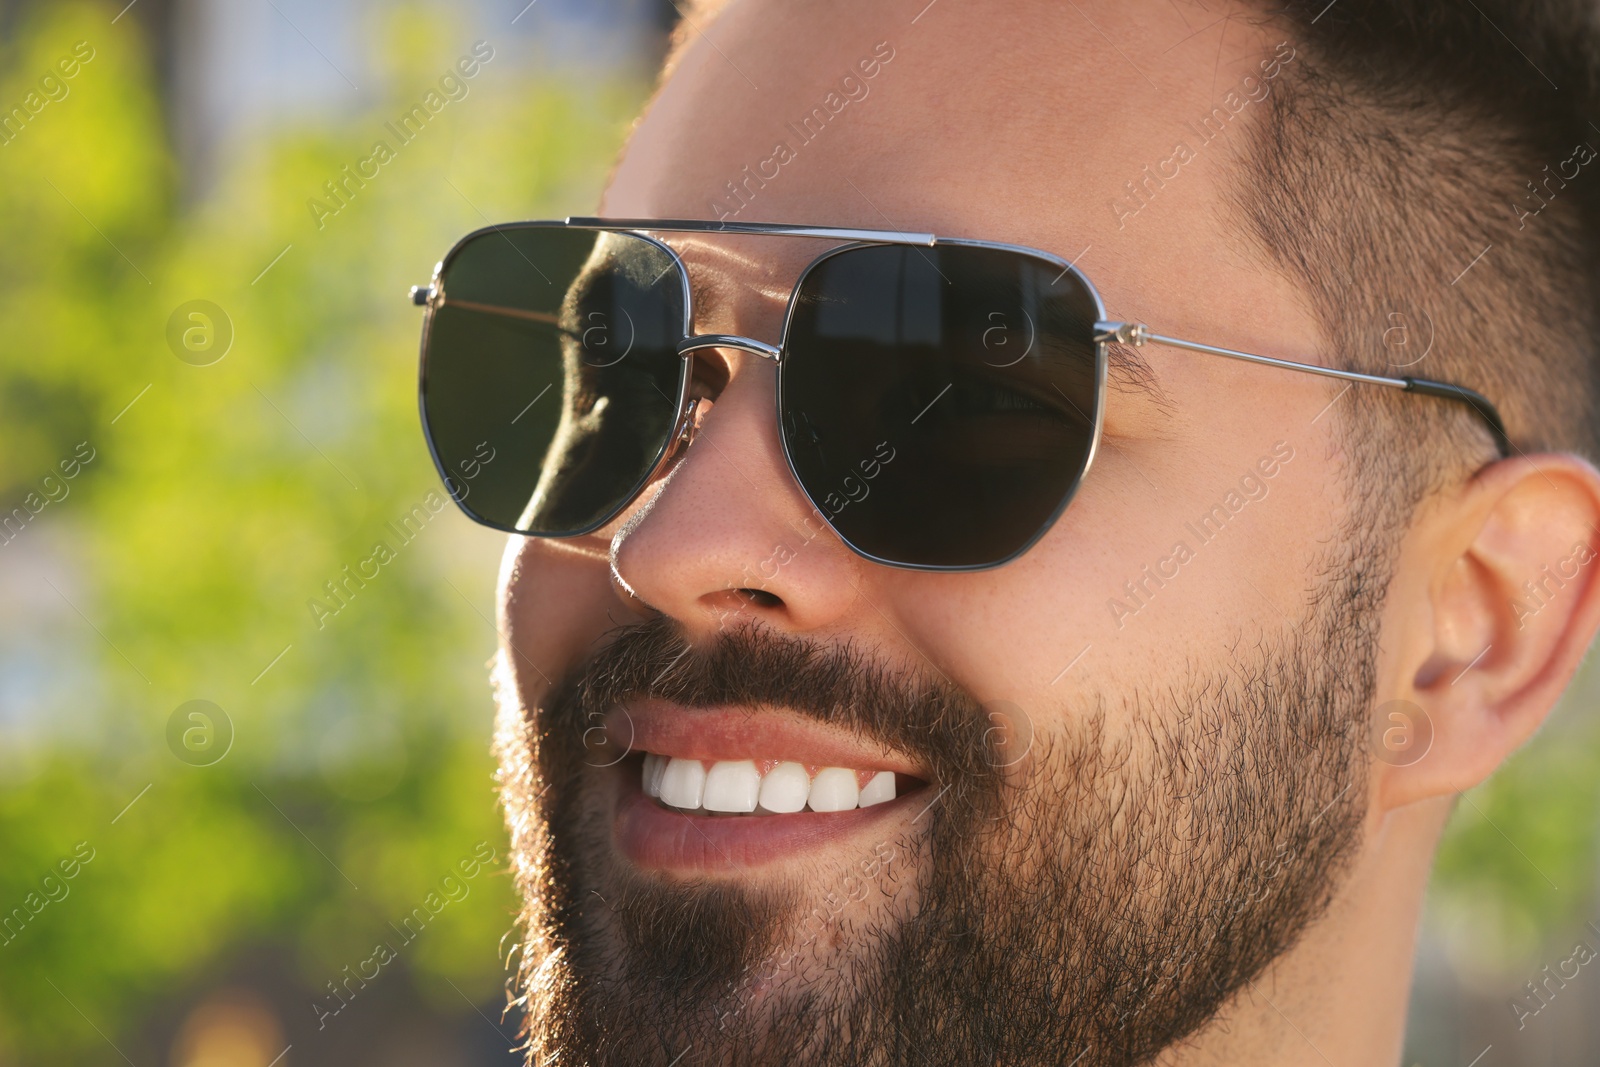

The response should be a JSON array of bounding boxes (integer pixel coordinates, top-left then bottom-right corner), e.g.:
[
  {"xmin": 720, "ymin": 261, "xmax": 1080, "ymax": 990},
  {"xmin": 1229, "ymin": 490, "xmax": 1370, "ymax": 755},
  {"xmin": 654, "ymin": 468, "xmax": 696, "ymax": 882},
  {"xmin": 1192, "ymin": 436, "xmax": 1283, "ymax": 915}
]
[{"xmin": 412, "ymin": 217, "xmax": 1510, "ymax": 571}]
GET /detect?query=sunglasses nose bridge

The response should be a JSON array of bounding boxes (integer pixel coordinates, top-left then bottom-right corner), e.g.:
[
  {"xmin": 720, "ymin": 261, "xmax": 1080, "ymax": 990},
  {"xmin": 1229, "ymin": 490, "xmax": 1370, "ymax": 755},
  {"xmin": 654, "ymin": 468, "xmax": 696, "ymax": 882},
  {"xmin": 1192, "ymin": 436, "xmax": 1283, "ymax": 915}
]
[{"xmin": 676, "ymin": 334, "xmax": 782, "ymax": 363}]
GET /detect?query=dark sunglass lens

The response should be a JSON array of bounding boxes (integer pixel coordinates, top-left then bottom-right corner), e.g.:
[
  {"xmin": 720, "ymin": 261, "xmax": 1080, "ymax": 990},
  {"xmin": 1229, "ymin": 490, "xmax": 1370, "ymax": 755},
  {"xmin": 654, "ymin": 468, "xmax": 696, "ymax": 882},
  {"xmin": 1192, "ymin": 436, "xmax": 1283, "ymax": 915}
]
[
  {"xmin": 421, "ymin": 228, "xmax": 687, "ymax": 535},
  {"xmin": 781, "ymin": 243, "xmax": 1102, "ymax": 568}
]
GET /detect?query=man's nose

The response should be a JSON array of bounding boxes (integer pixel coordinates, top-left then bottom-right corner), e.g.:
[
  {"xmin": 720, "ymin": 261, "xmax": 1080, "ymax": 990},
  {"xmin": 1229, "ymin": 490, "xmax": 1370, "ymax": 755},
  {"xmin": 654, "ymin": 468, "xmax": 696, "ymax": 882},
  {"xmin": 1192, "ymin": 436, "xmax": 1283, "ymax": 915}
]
[{"xmin": 607, "ymin": 350, "xmax": 863, "ymax": 638}]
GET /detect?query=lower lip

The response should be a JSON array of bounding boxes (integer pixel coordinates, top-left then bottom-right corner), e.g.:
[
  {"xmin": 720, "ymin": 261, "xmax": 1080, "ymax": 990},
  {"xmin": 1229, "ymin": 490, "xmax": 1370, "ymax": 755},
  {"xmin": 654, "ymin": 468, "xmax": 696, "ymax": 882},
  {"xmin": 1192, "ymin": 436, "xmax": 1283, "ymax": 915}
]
[{"xmin": 611, "ymin": 763, "xmax": 916, "ymax": 872}]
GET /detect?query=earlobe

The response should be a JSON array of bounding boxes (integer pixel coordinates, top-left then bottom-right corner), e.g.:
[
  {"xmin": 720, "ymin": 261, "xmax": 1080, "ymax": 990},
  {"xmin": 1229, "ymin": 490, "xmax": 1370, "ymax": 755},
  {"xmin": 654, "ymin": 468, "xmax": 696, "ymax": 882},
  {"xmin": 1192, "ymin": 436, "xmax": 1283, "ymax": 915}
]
[{"xmin": 1373, "ymin": 454, "xmax": 1600, "ymax": 811}]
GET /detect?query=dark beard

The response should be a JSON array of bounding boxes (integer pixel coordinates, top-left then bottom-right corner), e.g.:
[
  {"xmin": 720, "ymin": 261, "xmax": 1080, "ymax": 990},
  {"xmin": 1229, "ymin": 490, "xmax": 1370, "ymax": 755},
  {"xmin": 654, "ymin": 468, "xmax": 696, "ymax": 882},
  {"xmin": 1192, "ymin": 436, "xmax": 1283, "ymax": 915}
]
[{"xmin": 496, "ymin": 579, "xmax": 1374, "ymax": 1067}]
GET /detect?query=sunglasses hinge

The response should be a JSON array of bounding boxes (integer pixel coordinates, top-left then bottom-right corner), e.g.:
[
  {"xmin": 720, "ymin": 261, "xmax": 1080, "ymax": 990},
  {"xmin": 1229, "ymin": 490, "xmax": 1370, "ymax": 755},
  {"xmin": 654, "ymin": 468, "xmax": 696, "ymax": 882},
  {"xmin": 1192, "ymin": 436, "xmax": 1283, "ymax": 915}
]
[{"xmin": 1094, "ymin": 320, "xmax": 1150, "ymax": 346}]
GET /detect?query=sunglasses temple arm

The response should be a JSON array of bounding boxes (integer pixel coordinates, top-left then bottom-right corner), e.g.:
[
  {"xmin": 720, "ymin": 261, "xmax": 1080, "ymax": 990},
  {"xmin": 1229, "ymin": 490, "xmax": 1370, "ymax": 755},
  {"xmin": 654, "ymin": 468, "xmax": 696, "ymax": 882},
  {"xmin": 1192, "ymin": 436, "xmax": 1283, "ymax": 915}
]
[
  {"xmin": 1096, "ymin": 321, "xmax": 1511, "ymax": 457},
  {"xmin": 1400, "ymin": 378, "xmax": 1512, "ymax": 457}
]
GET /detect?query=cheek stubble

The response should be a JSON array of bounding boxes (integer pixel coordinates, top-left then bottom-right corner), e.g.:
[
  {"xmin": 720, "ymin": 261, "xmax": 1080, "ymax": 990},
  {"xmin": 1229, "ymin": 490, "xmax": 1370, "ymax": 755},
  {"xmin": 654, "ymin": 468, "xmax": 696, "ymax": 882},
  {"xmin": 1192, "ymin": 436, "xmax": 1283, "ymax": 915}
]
[{"xmin": 504, "ymin": 596, "xmax": 1372, "ymax": 1067}]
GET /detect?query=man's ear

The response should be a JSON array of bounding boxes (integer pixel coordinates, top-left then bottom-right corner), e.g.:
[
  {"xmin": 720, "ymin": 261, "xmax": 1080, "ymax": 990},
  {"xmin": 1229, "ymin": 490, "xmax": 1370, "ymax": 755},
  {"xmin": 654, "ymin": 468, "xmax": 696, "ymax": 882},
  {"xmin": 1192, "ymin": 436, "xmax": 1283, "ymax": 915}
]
[{"xmin": 1372, "ymin": 454, "xmax": 1600, "ymax": 812}]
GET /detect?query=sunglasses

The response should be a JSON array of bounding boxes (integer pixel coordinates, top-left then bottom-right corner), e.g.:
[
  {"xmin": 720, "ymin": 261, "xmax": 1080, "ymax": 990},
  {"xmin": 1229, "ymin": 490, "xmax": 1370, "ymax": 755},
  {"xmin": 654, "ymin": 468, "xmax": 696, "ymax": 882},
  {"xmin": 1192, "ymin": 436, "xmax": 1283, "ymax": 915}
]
[{"xmin": 409, "ymin": 218, "xmax": 1509, "ymax": 571}]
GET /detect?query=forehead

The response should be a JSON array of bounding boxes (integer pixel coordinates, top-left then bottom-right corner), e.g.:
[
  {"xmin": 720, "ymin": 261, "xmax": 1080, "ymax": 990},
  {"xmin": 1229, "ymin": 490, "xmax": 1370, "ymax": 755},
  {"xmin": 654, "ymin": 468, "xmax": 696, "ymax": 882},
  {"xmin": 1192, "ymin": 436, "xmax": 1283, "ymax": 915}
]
[{"xmin": 603, "ymin": 0, "xmax": 1313, "ymax": 359}]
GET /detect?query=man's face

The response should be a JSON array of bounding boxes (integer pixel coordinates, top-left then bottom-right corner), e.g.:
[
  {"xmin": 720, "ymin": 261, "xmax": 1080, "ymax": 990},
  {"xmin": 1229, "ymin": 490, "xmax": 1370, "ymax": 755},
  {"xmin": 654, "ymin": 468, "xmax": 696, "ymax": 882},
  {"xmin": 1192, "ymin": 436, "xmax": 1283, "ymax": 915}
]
[{"xmin": 496, "ymin": 2, "xmax": 1382, "ymax": 1063}]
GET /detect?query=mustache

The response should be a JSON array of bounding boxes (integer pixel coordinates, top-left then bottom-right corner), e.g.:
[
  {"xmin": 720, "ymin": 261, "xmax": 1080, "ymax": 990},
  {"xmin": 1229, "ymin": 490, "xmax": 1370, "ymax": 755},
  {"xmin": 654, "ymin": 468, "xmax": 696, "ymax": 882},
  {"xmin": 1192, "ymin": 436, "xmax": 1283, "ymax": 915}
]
[{"xmin": 549, "ymin": 613, "xmax": 1006, "ymax": 790}]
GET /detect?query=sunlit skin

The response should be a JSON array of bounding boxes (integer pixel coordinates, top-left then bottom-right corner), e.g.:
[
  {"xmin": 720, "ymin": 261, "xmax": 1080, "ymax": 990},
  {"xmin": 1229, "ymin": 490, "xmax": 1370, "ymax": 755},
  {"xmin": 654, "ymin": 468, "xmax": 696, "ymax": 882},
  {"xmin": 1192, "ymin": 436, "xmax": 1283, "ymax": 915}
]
[{"xmin": 495, "ymin": 1, "xmax": 1600, "ymax": 1062}]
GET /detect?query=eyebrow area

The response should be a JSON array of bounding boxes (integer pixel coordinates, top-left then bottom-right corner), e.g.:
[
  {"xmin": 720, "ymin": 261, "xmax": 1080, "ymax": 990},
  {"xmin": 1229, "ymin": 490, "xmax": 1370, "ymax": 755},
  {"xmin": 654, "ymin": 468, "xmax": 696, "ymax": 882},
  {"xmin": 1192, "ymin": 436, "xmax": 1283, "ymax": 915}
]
[
  {"xmin": 1103, "ymin": 339, "xmax": 1174, "ymax": 413},
  {"xmin": 687, "ymin": 264, "xmax": 1177, "ymax": 422}
]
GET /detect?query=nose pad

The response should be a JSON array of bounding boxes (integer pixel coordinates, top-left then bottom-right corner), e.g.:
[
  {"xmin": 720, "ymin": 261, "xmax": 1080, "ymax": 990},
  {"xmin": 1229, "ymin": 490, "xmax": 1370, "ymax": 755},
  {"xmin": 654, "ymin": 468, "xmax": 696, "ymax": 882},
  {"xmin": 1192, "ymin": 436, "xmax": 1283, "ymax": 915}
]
[{"xmin": 660, "ymin": 395, "xmax": 704, "ymax": 469}]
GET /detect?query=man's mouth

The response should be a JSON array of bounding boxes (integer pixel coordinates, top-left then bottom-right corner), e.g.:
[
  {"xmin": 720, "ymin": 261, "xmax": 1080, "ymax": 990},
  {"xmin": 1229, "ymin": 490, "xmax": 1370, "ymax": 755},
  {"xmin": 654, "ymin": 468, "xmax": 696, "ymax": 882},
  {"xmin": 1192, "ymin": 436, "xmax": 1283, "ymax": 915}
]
[
  {"xmin": 640, "ymin": 753, "xmax": 904, "ymax": 814},
  {"xmin": 603, "ymin": 702, "xmax": 931, "ymax": 871}
]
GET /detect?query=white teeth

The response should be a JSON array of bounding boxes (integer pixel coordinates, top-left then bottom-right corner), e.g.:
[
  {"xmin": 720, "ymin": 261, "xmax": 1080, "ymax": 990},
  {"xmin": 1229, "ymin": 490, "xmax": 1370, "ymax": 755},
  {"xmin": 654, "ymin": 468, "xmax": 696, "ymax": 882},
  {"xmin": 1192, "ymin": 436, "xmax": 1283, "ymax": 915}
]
[
  {"xmin": 658, "ymin": 757, "xmax": 706, "ymax": 809},
  {"xmin": 642, "ymin": 753, "xmax": 906, "ymax": 813},
  {"xmin": 858, "ymin": 770, "xmax": 896, "ymax": 807},
  {"xmin": 757, "ymin": 761, "xmax": 811, "ymax": 813},
  {"xmin": 807, "ymin": 767, "xmax": 860, "ymax": 812},
  {"xmin": 642, "ymin": 753, "xmax": 667, "ymax": 798},
  {"xmin": 702, "ymin": 760, "xmax": 761, "ymax": 813}
]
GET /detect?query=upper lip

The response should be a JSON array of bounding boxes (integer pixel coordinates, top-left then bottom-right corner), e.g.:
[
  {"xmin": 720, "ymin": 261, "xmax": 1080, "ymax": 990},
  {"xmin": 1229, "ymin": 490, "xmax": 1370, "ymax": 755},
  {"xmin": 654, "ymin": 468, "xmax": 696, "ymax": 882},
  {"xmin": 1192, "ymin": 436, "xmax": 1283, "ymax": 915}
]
[{"xmin": 605, "ymin": 699, "xmax": 929, "ymax": 778}]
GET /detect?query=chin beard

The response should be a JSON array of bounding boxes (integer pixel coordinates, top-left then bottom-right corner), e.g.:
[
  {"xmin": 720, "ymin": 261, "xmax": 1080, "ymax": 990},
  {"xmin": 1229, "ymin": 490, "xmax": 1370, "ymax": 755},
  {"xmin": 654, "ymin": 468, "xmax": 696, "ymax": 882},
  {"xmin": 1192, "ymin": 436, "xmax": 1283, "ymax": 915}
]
[{"xmin": 495, "ymin": 571, "xmax": 1375, "ymax": 1067}]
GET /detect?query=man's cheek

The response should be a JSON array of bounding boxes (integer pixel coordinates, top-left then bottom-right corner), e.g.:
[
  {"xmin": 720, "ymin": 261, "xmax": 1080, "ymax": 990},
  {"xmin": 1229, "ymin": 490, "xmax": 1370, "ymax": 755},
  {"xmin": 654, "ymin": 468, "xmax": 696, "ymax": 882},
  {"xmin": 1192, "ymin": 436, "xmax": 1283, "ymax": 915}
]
[{"xmin": 499, "ymin": 539, "xmax": 612, "ymax": 702}]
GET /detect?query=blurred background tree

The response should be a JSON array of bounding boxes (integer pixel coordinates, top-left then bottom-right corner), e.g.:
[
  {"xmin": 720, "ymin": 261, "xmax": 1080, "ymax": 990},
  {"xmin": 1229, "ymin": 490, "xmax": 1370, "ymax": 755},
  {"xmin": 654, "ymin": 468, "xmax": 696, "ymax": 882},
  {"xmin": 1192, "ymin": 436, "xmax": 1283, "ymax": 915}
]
[
  {"xmin": 0, "ymin": 1, "xmax": 1598, "ymax": 1065},
  {"xmin": 0, "ymin": 2, "xmax": 663, "ymax": 1063}
]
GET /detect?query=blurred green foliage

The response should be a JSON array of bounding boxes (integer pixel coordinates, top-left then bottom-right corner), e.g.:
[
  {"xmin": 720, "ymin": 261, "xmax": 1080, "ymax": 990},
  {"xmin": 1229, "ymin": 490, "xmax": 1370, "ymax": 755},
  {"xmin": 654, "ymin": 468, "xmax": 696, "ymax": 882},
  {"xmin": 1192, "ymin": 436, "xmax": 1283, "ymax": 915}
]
[{"xmin": 0, "ymin": 3, "xmax": 647, "ymax": 1063}]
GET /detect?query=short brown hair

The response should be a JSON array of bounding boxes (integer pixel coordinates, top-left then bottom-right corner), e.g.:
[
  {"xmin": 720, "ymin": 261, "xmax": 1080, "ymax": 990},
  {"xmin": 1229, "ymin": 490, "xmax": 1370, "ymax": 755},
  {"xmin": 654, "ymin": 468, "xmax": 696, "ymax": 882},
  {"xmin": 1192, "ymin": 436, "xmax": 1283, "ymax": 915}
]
[{"xmin": 1235, "ymin": 0, "xmax": 1600, "ymax": 509}]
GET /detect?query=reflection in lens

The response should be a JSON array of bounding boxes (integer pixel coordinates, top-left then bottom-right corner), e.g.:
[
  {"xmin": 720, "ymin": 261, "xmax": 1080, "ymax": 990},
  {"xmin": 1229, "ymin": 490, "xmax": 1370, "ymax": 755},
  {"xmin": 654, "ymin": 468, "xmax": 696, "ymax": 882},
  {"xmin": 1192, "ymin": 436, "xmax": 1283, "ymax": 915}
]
[
  {"xmin": 782, "ymin": 243, "xmax": 1102, "ymax": 568},
  {"xmin": 421, "ymin": 228, "xmax": 687, "ymax": 535}
]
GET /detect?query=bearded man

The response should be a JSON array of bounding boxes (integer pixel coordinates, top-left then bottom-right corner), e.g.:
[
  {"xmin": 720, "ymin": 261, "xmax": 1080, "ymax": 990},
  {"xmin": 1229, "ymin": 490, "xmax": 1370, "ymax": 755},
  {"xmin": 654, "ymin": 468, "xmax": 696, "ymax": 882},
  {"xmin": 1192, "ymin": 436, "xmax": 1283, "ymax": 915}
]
[{"xmin": 406, "ymin": 1, "xmax": 1600, "ymax": 1063}]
